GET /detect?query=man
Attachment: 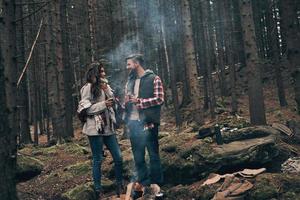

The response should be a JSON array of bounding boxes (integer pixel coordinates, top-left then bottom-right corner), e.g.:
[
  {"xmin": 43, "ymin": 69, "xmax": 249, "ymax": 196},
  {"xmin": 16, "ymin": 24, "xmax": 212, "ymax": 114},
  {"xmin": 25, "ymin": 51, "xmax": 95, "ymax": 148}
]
[{"xmin": 124, "ymin": 54, "xmax": 164, "ymax": 189}]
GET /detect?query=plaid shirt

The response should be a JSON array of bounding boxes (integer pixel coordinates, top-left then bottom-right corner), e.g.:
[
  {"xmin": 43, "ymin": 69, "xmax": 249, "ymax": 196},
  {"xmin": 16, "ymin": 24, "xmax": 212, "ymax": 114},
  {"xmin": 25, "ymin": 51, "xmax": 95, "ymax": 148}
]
[
  {"xmin": 124, "ymin": 75, "xmax": 164, "ymax": 130},
  {"xmin": 136, "ymin": 76, "xmax": 164, "ymax": 109},
  {"xmin": 137, "ymin": 76, "xmax": 164, "ymax": 130}
]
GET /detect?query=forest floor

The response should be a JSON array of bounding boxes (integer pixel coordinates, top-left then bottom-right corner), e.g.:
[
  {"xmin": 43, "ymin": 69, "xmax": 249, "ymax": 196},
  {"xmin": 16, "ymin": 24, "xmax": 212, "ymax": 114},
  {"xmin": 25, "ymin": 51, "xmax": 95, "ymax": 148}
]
[{"xmin": 17, "ymin": 84, "xmax": 300, "ymax": 200}]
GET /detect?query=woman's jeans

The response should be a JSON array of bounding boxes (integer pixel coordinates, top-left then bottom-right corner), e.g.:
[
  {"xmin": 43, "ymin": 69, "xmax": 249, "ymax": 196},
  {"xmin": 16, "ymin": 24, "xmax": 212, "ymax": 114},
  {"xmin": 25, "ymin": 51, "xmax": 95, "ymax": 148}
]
[
  {"xmin": 88, "ymin": 134, "xmax": 123, "ymax": 191},
  {"xmin": 127, "ymin": 120, "xmax": 163, "ymax": 186}
]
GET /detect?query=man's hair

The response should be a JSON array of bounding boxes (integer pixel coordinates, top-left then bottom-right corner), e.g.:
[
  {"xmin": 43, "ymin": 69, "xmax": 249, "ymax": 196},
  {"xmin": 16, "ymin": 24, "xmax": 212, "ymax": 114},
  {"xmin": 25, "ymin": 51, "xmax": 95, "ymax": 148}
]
[{"xmin": 126, "ymin": 54, "xmax": 144, "ymax": 66}]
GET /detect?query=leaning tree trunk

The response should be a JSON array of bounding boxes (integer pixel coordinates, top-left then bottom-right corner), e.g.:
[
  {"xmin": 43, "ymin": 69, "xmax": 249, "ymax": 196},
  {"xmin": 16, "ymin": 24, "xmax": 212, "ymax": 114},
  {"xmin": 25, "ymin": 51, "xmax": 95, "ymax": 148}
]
[
  {"xmin": 280, "ymin": 0, "xmax": 300, "ymax": 114},
  {"xmin": 181, "ymin": 0, "xmax": 203, "ymax": 125},
  {"xmin": 0, "ymin": 0, "xmax": 18, "ymax": 199},
  {"xmin": 239, "ymin": 0, "xmax": 267, "ymax": 125}
]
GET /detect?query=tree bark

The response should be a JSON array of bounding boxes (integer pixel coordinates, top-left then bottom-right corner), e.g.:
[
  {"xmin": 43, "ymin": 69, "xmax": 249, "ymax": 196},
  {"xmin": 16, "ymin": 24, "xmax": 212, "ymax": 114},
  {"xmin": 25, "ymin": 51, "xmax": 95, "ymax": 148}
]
[
  {"xmin": 16, "ymin": 0, "xmax": 32, "ymax": 144},
  {"xmin": 232, "ymin": 0, "xmax": 246, "ymax": 67},
  {"xmin": 87, "ymin": 0, "xmax": 97, "ymax": 61},
  {"xmin": 60, "ymin": 0, "xmax": 74, "ymax": 139},
  {"xmin": 160, "ymin": 3, "xmax": 182, "ymax": 127},
  {"xmin": 267, "ymin": 0, "xmax": 287, "ymax": 107},
  {"xmin": 47, "ymin": 0, "xmax": 67, "ymax": 143},
  {"xmin": 181, "ymin": 0, "xmax": 203, "ymax": 124},
  {"xmin": 223, "ymin": 0, "xmax": 238, "ymax": 114},
  {"xmin": 201, "ymin": 0, "xmax": 216, "ymax": 119},
  {"xmin": 280, "ymin": 0, "xmax": 300, "ymax": 114},
  {"xmin": 239, "ymin": 0, "xmax": 267, "ymax": 125},
  {"xmin": 0, "ymin": 0, "xmax": 18, "ymax": 198},
  {"xmin": 215, "ymin": 0, "xmax": 228, "ymax": 97}
]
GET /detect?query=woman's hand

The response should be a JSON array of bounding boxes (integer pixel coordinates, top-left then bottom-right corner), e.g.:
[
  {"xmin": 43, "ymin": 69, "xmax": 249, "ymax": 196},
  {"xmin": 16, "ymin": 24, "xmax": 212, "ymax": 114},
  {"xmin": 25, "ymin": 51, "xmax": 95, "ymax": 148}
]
[
  {"xmin": 105, "ymin": 98, "xmax": 114, "ymax": 107},
  {"xmin": 101, "ymin": 83, "xmax": 108, "ymax": 90}
]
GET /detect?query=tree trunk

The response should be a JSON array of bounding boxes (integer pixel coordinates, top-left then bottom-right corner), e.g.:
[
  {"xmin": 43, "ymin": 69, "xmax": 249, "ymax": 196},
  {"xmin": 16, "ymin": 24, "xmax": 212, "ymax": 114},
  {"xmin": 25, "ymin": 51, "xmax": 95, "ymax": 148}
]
[
  {"xmin": 60, "ymin": 0, "xmax": 74, "ymax": 139},
  {"xmin": 28, "ymin": 6, "xmax": 39, "ymax": 145},
  {"xmin": 232, "ymin": 0, "xmax": 246, "ymax": 67},
  {"xmin": 31, "ymin": 52, "xmax": 39, "ymax": 145},
  {"xmin": 134, "ymin": 0, "xmax": 144, "ymax": 52},
  {"xmin": 202, "ymin": 0, "xmax": 216, "ymax": 119},
  {"xmin": 280, "ymin": 0, "xmax": 300, "ymax": 114},
  {"xmin": 215, "ymin": 0, "xmax": 228, "ymax": 97},
  {"xmin": 160, "ymin": 3, "xmax": 182, "ymax": 127},
  {"xmin": 181, "ymin": 0, "xmax": 203, "ymax": 125},
  {"xmin": 0, "ymin": 0, "xmax": 18, "ymax": 198},
  {"xmin": 15, "ymin": 0, "xmax": 32, "ymax": 144},
  {"xmin": 43, "ymin": 3, "xmax": 51, "ymax": 144},
  {"xmin": 87, "ymin": 0, "xmax": 97, "ymax": 61},
  {"xmin": 174, "ymin": 0, "xmax": 191, "ymax": 106},
  {"xmin": 189, "ymin": 0, "xmax": 209, "ymax": 110},
  {"xmin": 252, "ymin": 0, "xmax": 266, "ymax": 58},
  {"xmin": 267, "ymin": 0, "xmax": 287, "ymax": 107},
  {"xmin": 239, "ymin": 0, "xmax": 267, "ymax": 125},
  {"xmin": 223, "ymin": 0, "xmax": 238, "ymax": 114},
  {"xmin": 47, "ymin": 0, "xmax": 66, "ymax": 143}
]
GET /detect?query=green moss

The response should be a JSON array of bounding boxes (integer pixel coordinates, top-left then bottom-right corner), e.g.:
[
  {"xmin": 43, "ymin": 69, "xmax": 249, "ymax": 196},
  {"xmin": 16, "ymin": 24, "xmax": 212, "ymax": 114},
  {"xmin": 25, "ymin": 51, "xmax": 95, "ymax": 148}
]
[
  {"xmin": 62, "ymin": 178, "xmax": 114, "ymax": 200},
  {"xmin": 282, "ymin": 191, "xmax": 300, "ymax": 200},
  {"xmin": 250, "ymin": 184, "xmax": 278, "ymax": 200},
  {"xmin": 19, "ymin": 145, "xmax": 58, "ymax": 156},
  {"xmin": 64, "ymin": 143, "xmax": 90, "ymax": 155},
  {"xmin": 44, "ymin": 161, "xmax": 91, "ymax": 185},
  {"xmin": 44, "ymin": 171, "xmax": 74, "ymax": 184},
  {"xmin": 101, "ymin": 177, "xmax": 114, "ymax": 192},
  {"xmin": 67, "ymin": 161, "xmax": 91, "ymax": 176},
  {"xmin": 21, "ymin": 143, "xmax": 89, "ymax": 158},
  {"xmin": 62, "ymin": 182, "xmax": 96, "ymax": 200},
  {"xmin": 16, "ymin": 154, "xmax": 44, "ymax": 181},
  {"xmin": 17, "ymin": 154, "xmax": 44, "ymax": 169},
  {"xmin": 179, "ymin": 140, "xmax": 213, "ymax": 161},
  {"xmin": 28, "ymin": 145, "xmax": 58, "ymax": 156}
]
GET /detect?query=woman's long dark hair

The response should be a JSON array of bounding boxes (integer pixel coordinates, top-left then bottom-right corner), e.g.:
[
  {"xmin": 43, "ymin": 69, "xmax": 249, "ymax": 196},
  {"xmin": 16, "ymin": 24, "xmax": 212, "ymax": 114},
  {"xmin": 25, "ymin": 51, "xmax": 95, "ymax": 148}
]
[{"xmin": 86, "ymin": 62, "xmax": 104, "ymax": 99}]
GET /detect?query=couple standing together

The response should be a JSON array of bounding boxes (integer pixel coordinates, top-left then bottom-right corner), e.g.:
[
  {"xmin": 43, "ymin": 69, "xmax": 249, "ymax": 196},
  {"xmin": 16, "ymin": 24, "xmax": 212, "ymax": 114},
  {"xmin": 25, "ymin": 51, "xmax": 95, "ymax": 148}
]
[{"xmin": 77, "ymin": 54, "xmax": 164, "ymax": 199}]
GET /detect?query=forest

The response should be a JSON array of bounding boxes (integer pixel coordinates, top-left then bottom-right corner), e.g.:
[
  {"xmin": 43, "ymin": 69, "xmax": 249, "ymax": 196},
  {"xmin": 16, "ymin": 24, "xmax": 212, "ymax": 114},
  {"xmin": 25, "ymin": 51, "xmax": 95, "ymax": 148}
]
[{"xmin": 0, "ymin": 0, "xmax": 300, "ymax": 199}]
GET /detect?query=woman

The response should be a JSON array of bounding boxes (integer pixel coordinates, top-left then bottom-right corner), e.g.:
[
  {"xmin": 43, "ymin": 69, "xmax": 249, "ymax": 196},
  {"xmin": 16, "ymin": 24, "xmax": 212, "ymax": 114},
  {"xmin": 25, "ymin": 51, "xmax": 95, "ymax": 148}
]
[{"xmin": 77, "ymin": 62, "xmax": 123, "ymax": 198}]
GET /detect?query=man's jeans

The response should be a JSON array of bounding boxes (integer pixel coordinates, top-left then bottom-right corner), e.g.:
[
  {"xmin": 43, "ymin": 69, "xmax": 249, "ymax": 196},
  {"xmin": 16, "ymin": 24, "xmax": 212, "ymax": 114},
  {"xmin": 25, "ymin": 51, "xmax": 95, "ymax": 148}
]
[
  {"xmin": 88, "ymin": 135, "xmax": 123, "ymax": 191},
  {"xmin": 127, "ymin": 120, "xmax": 163, "ymax": 186}
]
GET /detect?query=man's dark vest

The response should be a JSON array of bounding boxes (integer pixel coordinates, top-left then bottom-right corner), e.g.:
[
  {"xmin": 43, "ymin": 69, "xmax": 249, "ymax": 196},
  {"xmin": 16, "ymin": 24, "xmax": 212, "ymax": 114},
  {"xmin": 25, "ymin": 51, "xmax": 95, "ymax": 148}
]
[{"xmin": 138, "ymin": 72, "xmax": 162, "ymax": 124}]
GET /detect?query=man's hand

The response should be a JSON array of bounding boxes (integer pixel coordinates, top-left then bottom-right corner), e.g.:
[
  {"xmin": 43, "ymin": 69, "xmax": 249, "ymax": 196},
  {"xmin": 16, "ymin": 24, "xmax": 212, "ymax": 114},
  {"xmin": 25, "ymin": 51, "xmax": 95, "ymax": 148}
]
[
  {"xmin": 124, "ymin": 95, "xmax": 131, "ymax": 104},
  {"xmin": 129, "ymin": 96, "xmax": 139, "ymax": 104},
  {"xmin": 105, "ymin": 98, "xmax": 114, "ymax": 107}
]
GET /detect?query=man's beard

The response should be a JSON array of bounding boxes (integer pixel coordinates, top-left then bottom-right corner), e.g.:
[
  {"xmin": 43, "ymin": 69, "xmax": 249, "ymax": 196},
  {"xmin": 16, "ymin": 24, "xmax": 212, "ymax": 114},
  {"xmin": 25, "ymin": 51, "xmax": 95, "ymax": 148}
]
[{"xmin": 128, "ymin": 69, "xmax": 137, "ymax": 79}]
